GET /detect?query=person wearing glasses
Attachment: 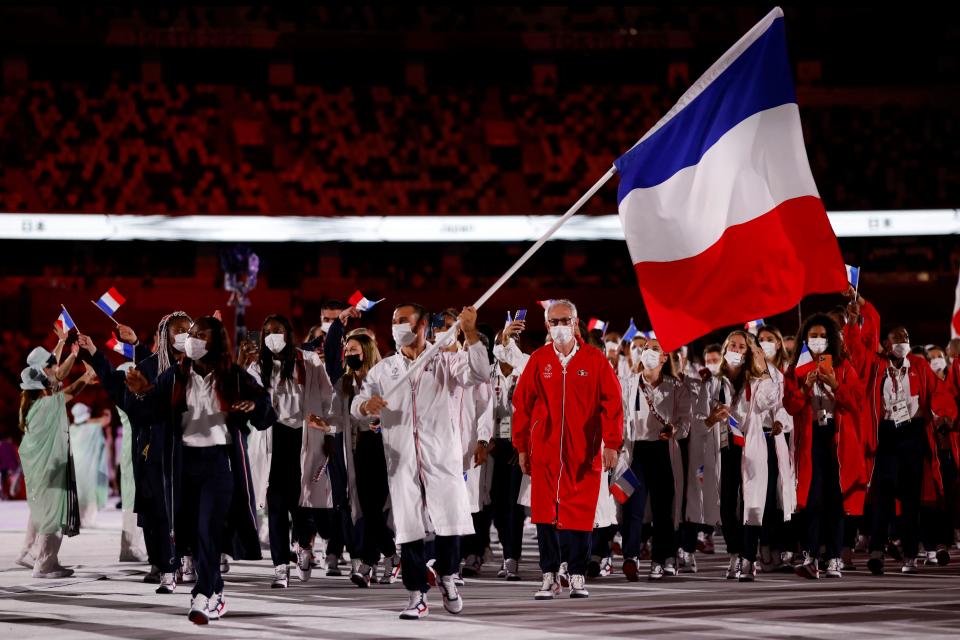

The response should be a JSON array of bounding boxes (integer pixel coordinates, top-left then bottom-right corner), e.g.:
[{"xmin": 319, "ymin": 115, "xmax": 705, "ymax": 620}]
[{"xmin": 511, "ymin": 299, "xmax": 624, "ymax": 601}]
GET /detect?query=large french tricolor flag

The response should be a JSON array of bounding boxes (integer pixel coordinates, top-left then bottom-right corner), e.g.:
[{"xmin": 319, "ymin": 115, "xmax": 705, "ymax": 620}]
[{"xmin": 614, "ymin": 8, "xmax": 846, "ymax": 351}]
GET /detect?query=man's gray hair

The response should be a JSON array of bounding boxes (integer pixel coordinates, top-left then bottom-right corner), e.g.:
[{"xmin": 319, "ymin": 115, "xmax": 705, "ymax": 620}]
[{"xmin": 544, "ymin": 299, "xmax": 578, "ymax": 322}]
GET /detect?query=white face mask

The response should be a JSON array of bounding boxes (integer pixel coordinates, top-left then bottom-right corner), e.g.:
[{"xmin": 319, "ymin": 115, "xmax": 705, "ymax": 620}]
[
  {"xmin": 640, "ymin": 349, "xmax": 662, "ymax": 371},
  {"xmin": 630, "ymin": 347, "xmax": 643, "ymax": 362},
  {"xmin": 808, "ymin": 337, "xmax": 828, "ymax": 355},
  {"xmin": 723, "ymin": 351, "xmax": 743, "ymax": 368},
  {"xmin": 705, "ymin": 362, "xmax": 721, "ymax": 375},
  {"xmin": 930, "ymin": 356, "xmax": 947, "ymax": 373},
  {"xmin": 320, "ymin": 321, "xmax": 333, "ymax": 334},
  {"xmin": 605, "ymin": 341, "xmax": 620, "ymax": 354},
  {"xmin": 760, "ymin": 341, "xmax": 777, "ymax": 360},
  {"xmin": 172, "ymin": 332, "xmax": 189, "ymax": 353},
  {"xmin": 184, "ymin": 337, "xmax": 208, "ymax": 360},
  {"xmin": 392, "ymin": 323, "xmax": 417, "ymax": 347},
  {"xmin": 550, "ymin": 325, "xmax": 574, "ymax": 346},
  {"xmin": 891, "ymin": 342, "xmax": 911, "ymax": 359},
  {"xmin": 264, "ymin": 333, "xmax": 286, "ymax": 354}
]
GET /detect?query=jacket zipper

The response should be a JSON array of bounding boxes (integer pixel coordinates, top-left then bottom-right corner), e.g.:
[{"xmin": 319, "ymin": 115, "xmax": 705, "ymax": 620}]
[{"xmin": 555, "ymin": 363, "xmax": 567, "ymax": 526}]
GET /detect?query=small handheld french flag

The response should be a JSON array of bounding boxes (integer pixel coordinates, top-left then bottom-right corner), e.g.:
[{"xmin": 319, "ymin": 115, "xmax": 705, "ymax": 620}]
[
  {"xmin": 538, "ymin": 299, "xmax": 555, "ymax": 310},
  {"xmin": 348, "ymin": 290, "xmax": 384, "ymax": 312},
  {"xmin": 56, "ymin": 306, "xmax": 77, "ymax": 332},
  {"xmin": 94, "ymin": 287, "xmax": 126, "ymax": 317},
  {"xmin": 622, "ymin": 318, "xmax": 639, "ymax": 343},
  {"xmin": 610, "ymin": 467, "xmax": 642, "ymax": 504},
  {"xmin": 587, "ymin": 318, "xmax": 607, "ymax": 333},
  {"xmin": 106, "ymin": 333, "xmax": 135, "ymax": 359},
  {"xmin": 744, "ymin": 318, "xmax": 765, "ymax": 335},
  {"xmin": 795, "ymin": 342, "xmax": 816, "ymax": 378},
  {"xmin": 845, "ymin": 264, "xmax": 860, "ymax": 289},
  {"xmin": 728, "ymin": 416, "xmax": 745, "ymax": 447},
  {"xmin": 505, "ymin": 310, "xmax": 513, "ymax": 327}
]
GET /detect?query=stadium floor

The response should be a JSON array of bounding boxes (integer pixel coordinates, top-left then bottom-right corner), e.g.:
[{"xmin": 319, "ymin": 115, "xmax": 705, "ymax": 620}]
[{"xmin": 1, "ymin": 501, "xmax": 959, "ymax": 639}]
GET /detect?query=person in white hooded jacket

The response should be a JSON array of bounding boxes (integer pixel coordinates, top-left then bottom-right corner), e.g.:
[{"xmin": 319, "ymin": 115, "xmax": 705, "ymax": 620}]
[
  {"xmin": 699, "ymin": 330, "xmax": 779, "ymax": 582},
  {"xmin": 351, "ymin": 304, "xmax": 489, "ymax": 620},
  {"xmin": 247, "ymin": 314, "xmax": 334, "ymax": 589},
  {"xmin": 756, "ymin": 326, "xmax": 797, "ymax": 572}
]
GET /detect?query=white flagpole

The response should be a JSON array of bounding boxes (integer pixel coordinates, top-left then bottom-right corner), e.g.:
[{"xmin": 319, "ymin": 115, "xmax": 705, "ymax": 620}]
[{"xmin": 382, "ymin": 165, "xmax": 619, "ymax": 399}]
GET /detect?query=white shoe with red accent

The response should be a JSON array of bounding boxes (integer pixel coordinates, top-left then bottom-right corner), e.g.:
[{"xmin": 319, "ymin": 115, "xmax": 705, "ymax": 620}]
[
  {"xmin": 534, "ymin": 572, "xmax": 562, "ymax": 600},
  {"xmin": 207, "ymin": 592, "xmax": 227, "ymax": 620},
  {"xmin": 399, "ymin": 590, "xmax": 429, "ymax": 619},
  {"xmin": 440, "ymin": 575, "xmax": 464, "ymax": 614}
]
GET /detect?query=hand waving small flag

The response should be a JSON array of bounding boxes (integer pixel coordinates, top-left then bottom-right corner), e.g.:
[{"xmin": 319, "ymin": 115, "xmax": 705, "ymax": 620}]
[
  {"xmin": 56, "ymin": 306, "xmax": 77, "ymax": 332},
  {"xmin": 744, "ymin": 319, "xmax": 765, "ymax": 335},
  {"xmin": 348, "ymin": 290, "xmax": 384, "ymax": 312},
  {"xmin": 845, "ymin": 264, "xmax": 860, "ymax": 289}
]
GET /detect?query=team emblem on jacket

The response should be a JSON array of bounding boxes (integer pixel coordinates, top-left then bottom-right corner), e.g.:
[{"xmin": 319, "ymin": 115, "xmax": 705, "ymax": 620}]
[
  {"xmin": 577, "ymin": 369, "xmax": 588, "ymax": 377},
  {"xmin": 543, "ymin": 364, "xmax": 553, "ymax": 379}
]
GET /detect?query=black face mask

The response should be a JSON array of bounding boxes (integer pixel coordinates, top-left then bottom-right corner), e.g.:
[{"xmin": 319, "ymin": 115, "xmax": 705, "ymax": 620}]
[{"xmin": 345, "ymin": 354, "xmax": 363, "ymax": 371}]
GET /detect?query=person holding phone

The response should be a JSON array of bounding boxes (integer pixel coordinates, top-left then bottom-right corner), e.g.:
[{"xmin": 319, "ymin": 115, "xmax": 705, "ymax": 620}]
[
  {"xmin": 700, "ymin": 331, "xmax": 779, "ymax": 582},
  {"xmin": 783, "ymin": 314, "xmax": 865, "ymax": 580}
]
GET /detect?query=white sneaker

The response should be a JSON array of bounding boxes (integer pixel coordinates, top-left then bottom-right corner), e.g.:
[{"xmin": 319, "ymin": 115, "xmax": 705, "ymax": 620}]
[
  {"xmin": 569, "ymin": 573, "xmax": 589, "ymax": 598},
  {"xmin": 557, "ymin": 561, "xmax": 570, "ymax": 588},
  {"xmin": 380, "ymin": 554, "xmax": 400, "ymax": 584},
  {"xmin": 453, "ymin": 567, "xmax": 465, "ymax": 587},
  {"xmin": 598, "ymin": 556, "xmax": 614, "ymax": 577},
  {"xmin": 272, "ymin": 564, "xmax": 289, "ymax": 588},
  {"xmin": 440, "ymin": 575, "xmax": 464, "ymax": 614},
  {"xmin": 297, "ymin": 548, "xmax": 314, "ymax": 582},
  {"xmin": 679, "ymin": 551, "xmax": 698, "ymax": 574},
  {"xmin": 219, "ymin": 554, "xmax": 230, "ymax": 574},
  {"xmin": 325, "ymin": 553, "xmax": 342, "ymax": 577},
  {"xmin": 663, "ymin": 557, "xmax": 678, "ymax": 576},
  {"xmin": 143, "ymin": 565, "xmax": 162, "ymax": 584},
  {"xmin": 648, "ymin": 562, "xmax": 665, "ymax": 581},
  {"xmin": 725, "ymin": 554, "xmax": 739, "ymax": 579},
  {"xmin": 188, "ymin": 594, "xmax": 210, "ymax": 625},
  {"xmin": 497, "ymin": 560, "xmax": 508, "ymax": 578},
  {"xmin": 535, "ymin": 572, "xmax": 561, "ymax": 600},
  {"xmin": 32, "ymin": 566, "xmax": 74, "ymax": 579},
  {"xmin": 738, "ymin": 558, "xmax": 755, "ymax": 582},
  {"xmin": 901, "ymin": 558, "xmax": 919, "ymax": 574},
  {"xmin": 350, "ymin": 562, "xmax": 372, "ymax": 588},
  {"xmin": 825, "ymin": 558, "xmax": 843, "ymax": 578},
  {"xmin": 207, "ymin": 592, "xmax": 227, "ymax": 620},
  {"xmin": 399, "ymin": 590, "xmax": 429, "ymax": 619},
  {"xmin": 16, "ymin": 551, "xmax": 36, "ymax": 570},
  {"xmin": 796, "ymin": 553, "xmax": 819, "ymax": 579},
  {"xmin": 925, "ymin": 550, "xmax": 937, "ymax": 566},
  {"xmin": 179, "ymin": 556, "xmax": 197, "ymax": 584},
  {"xmin": 503, "ymin": 558, "xmax": 520, "ymax": 582},
  {"xmin": 156, "ymin": 572, "xmax": 177, "ymax": 594}
]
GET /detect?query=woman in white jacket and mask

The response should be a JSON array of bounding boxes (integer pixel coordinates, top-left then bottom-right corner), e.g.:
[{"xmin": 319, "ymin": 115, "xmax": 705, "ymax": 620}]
[
  {"xmin": 700, "ymin": 330, "xmax": 778, "ymax": 582},
  {"xmin": 621, "ymin": 337, "xmax": 692, "ymax": 581},
  {"xmin": 247, "ymin": 314, "xmax": 333, "ymax": 589},
  {"xmin": 756, "ymin": 326, "xmax": 797, "ymax": 572}
]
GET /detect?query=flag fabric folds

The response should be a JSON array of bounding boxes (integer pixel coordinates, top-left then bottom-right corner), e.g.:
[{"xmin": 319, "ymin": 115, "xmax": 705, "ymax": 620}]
[
  {"xmin": 795, "ymin": 343, "xmax": 816, "ymax": 378},
  {"xmin": 106, "ymin": 334, "xmax": 135, "ymax": 359},
  {"xmin": 622, "ymin": 318, "xmax": 639, "ymax": 343},
  {"xmin": 745, "ymin": 319, "xmax": 765, "ymax": 334},
  {"xmin": 610, "ymin": 467, "xmax": 642, "ymax": 504},
  {"xmin": 94, "ymin": 287, "xmax": 126, "ymax": 317},
  {"xmin": 587, "ymin": 318, "xmax": 607, "ymax": 333},
  {"xmin": 845, "ymin": 264, "xmax": 860, "ymax": 289},
  {"xmin": 348, "ymin": 290, "xmax": 384, "ymax": 312},
  {"xmin": 614, "ymin": 7, "xmax": 847, "ymax": 352},
  {"xmin": 56, "ymin": 307, "xmax": 77, "ymax": 332}
]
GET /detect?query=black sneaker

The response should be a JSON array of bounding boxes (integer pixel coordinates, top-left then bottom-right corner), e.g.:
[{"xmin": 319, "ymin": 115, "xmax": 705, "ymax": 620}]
[{"xmin": 867, "ymin": 554, "xmax": 884, "ymax": 576}]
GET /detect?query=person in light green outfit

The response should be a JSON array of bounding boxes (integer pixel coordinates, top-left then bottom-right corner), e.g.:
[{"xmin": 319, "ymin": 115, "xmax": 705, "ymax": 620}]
[
  {"xmin": 69, "ymin": 402, "xmax": 110, "ymax": 528},
  {"xmin": 17, "ymin": 334, "xmax": 93, "ymax": 579}
]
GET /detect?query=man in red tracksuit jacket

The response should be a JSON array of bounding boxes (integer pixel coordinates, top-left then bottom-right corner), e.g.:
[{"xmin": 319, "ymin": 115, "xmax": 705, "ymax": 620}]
[
  {"xmin": 512, "ymin": 299, "xmax": 623, "ymax": 601},
  {"xmin": 858, "ymin": 325, "xmax": 957, "ymax": 575}
]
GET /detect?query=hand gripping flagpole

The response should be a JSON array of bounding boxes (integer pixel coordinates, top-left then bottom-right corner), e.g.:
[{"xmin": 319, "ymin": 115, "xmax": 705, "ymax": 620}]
[{"xmin": 380, "ymin": 165, "xmax": 619, "ymax": 401}]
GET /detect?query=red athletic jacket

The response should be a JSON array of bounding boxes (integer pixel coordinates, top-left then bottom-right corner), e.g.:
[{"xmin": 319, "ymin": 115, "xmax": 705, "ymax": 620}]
[
  {"xmin": 783, "ymin": 358, "xmax": 867, "ymax": 515},
  {"xmin": 859, "ymin": 351, "xmax": 957, "ymax": 506},
  {"xmin": 512, "ymin": 338, "xmax": 623, "ymax": 531}
]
